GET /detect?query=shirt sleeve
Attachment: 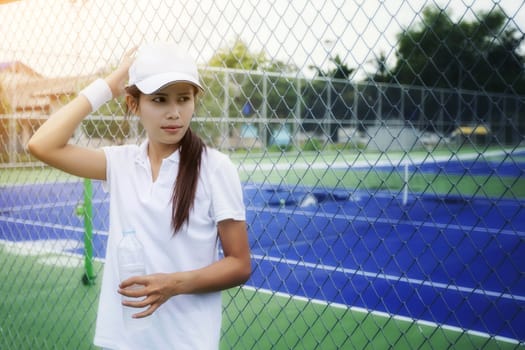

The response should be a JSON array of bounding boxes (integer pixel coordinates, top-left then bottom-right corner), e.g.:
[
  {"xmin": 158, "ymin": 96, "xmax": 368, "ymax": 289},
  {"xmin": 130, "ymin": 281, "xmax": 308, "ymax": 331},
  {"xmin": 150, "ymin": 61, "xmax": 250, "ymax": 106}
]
[
  {"xmin": 101, "ymin": 146, "xmax": 116, "ymax": 193},
  {"xmin": 101, "ymin": 144, "xmax": 139, "ymax": 193},
  {"xmin": 208, "ymin": 151, "xmax": 246, "ymax": 222}
]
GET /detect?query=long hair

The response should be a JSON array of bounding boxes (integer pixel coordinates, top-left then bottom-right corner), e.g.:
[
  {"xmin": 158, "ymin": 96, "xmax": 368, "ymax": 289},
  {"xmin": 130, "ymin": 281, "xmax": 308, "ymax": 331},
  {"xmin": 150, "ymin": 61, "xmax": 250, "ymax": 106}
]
[
  {"xmin": 172, "ymin": 128, "xmax": 205, "ymax": 232},
  {"xmin": 125, "ymin": 85, "xmax": 205, "ymax": 233}
]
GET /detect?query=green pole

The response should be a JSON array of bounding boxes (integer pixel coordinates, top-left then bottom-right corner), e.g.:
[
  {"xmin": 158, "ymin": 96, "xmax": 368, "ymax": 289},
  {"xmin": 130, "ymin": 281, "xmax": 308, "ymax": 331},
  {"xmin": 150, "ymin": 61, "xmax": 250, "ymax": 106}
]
[{"xmin": 81, "ymin": 178, "xmax": 96, "ymax": 285}]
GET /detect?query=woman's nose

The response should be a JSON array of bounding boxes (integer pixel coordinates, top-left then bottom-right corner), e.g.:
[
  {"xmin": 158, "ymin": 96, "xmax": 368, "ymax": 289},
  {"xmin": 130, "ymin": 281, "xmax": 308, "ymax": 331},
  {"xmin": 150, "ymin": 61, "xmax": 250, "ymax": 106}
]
[{"xmin": 166, "ymin": 103, "xmax": 180, "ymax": 119}]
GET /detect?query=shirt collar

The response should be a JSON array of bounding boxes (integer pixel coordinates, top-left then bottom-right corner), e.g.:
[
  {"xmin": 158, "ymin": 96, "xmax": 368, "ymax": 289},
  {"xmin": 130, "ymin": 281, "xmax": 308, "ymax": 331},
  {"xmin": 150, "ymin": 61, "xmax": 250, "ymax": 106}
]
[
  {"xmin": 135, "ymin": 140, "xmax": 180, "ymax": 165},
  {"xmin": 135, "ymin": 140, "xmax": 149, "ymax": 166}
]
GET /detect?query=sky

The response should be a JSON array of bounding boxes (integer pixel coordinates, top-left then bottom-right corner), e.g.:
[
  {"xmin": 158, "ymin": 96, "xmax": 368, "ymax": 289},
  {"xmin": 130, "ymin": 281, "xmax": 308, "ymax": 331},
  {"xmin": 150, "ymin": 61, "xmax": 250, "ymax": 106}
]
[{"xmin": 1, "ymin": 0, "xmax": 524, "ymax": 79}]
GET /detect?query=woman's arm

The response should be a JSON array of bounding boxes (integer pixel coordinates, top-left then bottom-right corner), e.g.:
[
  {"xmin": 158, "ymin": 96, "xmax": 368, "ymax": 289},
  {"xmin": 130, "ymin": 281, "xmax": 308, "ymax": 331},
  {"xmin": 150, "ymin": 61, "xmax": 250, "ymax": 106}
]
[
  {"xmin": 27, "ymin": 93, "xmax": 107, "ymax": 179},
  {"xmin": 27, "ymin": 49, "xmax": 135, "ymax": 180},
  {"xmin": 119, "ymin": 219, "xmax": 251, "ymax": 318},
  {"xmin": 165, "ymin": 219, "xmax": 251, "ymax": 293},
  {"xmin": 192, "ymin": 219, "xmax": 252, "ymax": 291}
]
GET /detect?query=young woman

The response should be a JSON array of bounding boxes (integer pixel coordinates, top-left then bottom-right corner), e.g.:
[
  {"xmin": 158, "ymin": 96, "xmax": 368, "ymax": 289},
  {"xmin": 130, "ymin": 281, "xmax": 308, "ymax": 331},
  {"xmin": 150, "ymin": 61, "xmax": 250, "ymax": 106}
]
[{"xmin": 28, "ymin": 43, "xmax": 251, "ymax": 349}]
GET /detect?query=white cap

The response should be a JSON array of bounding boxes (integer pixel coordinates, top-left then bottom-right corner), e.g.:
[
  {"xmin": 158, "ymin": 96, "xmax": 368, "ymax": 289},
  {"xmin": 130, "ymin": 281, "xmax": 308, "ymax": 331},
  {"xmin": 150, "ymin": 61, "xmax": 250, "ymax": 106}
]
[{"xmin": 128, "ymin": 42, "xmax": 203, "ymax": 94}]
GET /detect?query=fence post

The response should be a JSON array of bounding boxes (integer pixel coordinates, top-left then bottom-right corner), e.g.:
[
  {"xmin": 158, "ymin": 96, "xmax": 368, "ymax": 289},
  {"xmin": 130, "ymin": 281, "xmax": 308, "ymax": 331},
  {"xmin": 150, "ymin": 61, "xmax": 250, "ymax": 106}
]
[{"xmin": 80, "ymin": 178, "xmax": 96, "ymax": 285}]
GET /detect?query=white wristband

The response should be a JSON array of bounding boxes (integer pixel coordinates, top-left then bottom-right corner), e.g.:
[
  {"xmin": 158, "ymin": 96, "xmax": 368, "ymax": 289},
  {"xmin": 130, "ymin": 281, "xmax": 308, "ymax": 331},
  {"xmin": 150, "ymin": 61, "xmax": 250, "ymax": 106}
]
[{"xmin": 79, "ymin": 78, "xmax": 113, "ymax": 111}]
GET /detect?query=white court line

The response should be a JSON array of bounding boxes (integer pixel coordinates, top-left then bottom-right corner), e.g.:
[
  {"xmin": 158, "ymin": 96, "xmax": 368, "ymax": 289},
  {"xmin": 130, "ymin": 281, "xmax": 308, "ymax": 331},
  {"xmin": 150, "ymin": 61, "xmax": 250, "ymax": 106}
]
[
  {"xmin": 2, "ymin": 200, "xmax": 522, "ymax": 294},
  {"xmin": 251, "ymin": 254, "xmax": 525, "ymax": 303},
  {"xmin": 246, "ymin": 205, "xmax": 524, "ymax": 238},
  {"xmin": 0, "ymin": 234, "xmax": 521, "ymax": 345},
  {"xmin": 1, "ymin": 198, "xmax": 107, "ymax": 213},
  {"xmin": 3, "ymin": 209, "xmax": 521, "ymax": 303},
  {"xmin": 238, "ymin": 148, "xmax": 523, "ymax": 172},
  {"xmin": 0, "ymin": 215, "xmax": 108, "ymax": 237},
  {"xmin": 2, "ymin": 214, "xmax": 519, "ymax": 305},
  {"xmin": 1, "ymin": 213, "xmax": 522, "ymax": 344},
  {"xmin": 0, "ymin": 198, "xmax": 109, "ymax": 237},
  {"xmin": 4, "ymin": 198, "xmax": 521, "ymax": 240},
  {"xmin": 241, "ymin": 285, "xmax": 524, "ymax": 346}
]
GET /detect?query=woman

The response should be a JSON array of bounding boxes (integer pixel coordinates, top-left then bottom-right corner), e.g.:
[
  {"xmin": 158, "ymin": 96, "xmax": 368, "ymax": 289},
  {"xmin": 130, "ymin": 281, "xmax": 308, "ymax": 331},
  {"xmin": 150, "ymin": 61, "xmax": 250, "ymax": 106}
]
[{"xmin": 28, "ymin": 42, "xmax": 251, "ymax": 349}]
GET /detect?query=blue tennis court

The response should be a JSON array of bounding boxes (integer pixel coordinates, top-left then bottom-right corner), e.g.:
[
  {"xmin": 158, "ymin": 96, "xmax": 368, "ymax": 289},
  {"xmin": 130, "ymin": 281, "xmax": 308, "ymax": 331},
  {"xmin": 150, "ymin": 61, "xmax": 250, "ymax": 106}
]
[{"xmin": 0, "ymin": 157, "xmax": 524, "ymax": 343}]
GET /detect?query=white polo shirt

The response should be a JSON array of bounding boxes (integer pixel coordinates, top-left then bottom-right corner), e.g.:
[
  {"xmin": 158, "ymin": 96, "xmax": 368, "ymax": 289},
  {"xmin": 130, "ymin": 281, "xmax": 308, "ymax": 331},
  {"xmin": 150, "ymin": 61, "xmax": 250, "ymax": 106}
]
[{"xmin": 94, "ymin": 141, "xmax": 245, "ymax": 350}]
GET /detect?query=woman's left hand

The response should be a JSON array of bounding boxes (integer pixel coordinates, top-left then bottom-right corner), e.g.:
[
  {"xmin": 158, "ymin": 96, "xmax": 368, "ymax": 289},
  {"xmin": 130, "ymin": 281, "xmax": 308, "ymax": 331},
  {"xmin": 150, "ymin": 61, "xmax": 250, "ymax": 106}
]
[
  {"xmin": 118, "ymin": 272, "xmax": 187, "ymax": 318},
  {"xmin": 118, "ymin": 219, "xmax": 250, "ymax": 318}
]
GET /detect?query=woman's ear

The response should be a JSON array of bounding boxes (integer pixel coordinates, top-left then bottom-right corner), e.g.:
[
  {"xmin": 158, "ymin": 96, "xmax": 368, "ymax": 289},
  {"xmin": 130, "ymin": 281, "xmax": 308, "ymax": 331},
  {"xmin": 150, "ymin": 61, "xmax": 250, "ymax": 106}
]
[
  {"xmin": 126, "ymin": 94, "xmax": 139, "ymax": 114},
  {"xmin": 126, "ymin": 94, "xmax": 138, "ymax": 114}
]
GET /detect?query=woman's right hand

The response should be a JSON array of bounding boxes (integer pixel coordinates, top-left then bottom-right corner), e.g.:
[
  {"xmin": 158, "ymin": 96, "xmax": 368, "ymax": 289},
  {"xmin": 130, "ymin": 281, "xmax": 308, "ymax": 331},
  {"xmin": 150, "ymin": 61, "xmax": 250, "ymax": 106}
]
[{"xmin": 105, "ymin": 46, "xmax": 138, "ymax": 98}]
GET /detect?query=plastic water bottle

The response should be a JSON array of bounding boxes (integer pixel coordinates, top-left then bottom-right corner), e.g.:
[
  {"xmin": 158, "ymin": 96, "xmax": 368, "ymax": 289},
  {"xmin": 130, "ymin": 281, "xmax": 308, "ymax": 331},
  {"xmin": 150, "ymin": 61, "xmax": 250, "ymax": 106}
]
[{"xmin": 117, "ymin": 229, "xmax": 151, "ymax": 331}]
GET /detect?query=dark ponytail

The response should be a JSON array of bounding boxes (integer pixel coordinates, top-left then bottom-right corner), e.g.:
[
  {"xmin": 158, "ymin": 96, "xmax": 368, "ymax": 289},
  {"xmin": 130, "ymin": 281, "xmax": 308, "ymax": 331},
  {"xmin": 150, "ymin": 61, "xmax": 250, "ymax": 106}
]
[
  {"xmin": 125, "ymin": 84, "xmax": 205, "ymax": 233},
  {"xmin": 172, "ymin": 128, "xmax": 205, "ymax": 232}
]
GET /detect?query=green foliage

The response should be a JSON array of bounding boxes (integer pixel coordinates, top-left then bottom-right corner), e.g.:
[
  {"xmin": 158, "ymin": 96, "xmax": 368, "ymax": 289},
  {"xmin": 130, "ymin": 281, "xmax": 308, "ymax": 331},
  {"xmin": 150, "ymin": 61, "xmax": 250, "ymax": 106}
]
[
  {"xmin": 241, "ymin": 74, "xmax": 300, "ymax": 119},
  {"xmin": 205, "ymin": 37, "xmax": 300, "ymax": 119},
  {"xmin": 302, "ymin": 137, "xmax": 322, "ymax": 151},
  {"xmin": 267, "ymin": 143, "xmax": 293, "ymax": 152},
  {"xmin": 208, "ymin": 38, "xmax": 268, "ymax": 70},
  {"xmin": 310, "ymin": 54, "xmax": 354, "ymax": 80},
  {"xmin": 191, "ymin": 119, "xmax": 221, "ymax": 146},
  {"xmin": 369, "ymin": 51, "xmax": 390, "ymax": 83},
  {"xmin": 392, "ymin": 6, "xmax": 525, "ymax": 94}
]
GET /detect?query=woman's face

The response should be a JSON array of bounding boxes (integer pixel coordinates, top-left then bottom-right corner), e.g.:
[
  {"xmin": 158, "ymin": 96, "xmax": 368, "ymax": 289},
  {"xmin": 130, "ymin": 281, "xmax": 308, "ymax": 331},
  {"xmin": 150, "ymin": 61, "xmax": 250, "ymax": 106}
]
[{"xmin": 134, "ymin": 82, "xmax": 196, "ymax": 150}]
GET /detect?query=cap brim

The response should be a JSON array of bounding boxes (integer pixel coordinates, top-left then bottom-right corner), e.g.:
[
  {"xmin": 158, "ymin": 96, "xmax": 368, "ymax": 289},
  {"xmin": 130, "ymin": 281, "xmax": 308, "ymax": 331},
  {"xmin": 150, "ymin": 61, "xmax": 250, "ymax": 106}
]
[{"xmin": 134, "ymin": 72, "xmax": 203, "ymax": 94}]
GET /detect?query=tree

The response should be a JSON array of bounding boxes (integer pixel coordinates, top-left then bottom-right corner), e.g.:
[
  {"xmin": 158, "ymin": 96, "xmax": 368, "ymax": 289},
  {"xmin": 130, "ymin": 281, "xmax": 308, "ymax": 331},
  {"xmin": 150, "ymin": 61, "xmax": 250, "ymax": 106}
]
[
  {"xmin": 305, "ymin": 55, "xmax": 355, "ymax": 142},
  {"xmin": 309, "ymin": 54, "xmax": 354, "ymax": 80},
  {"xmin": 372, "ymin": 6, "xmax": 525, "ymax": 139},
  {"xmin": 208, "ymin": 38, "xmax": 268, "ymax": 71},
  {"xmin": 203, "ymin": 38, "xmax": 300, "ymax": 147},
  {"xmin": 207, "ymin": 37, "xmax": 299, "ymax": 73},
  {"xmin": 392, "ymin": 6, "xmax": 525, "ymax": 94},
  {"xmin": 368, "ymin": 51, "xmax": 391, "ymax": 83}
]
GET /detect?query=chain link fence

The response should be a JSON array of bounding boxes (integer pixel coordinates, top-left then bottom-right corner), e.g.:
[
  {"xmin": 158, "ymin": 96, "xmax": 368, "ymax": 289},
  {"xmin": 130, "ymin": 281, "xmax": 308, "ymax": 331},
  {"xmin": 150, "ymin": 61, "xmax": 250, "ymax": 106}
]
[{"xmin": 1, "ymin": 0, "xmax": 524, "ymax": 349}]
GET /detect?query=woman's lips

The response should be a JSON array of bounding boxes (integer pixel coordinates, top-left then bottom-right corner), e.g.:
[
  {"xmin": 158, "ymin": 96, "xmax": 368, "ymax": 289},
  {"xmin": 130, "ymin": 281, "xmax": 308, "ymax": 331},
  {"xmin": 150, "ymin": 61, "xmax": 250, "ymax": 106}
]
[{"xmin": 161, "ymin": 125, "xmax": 181, "ymax": 131}]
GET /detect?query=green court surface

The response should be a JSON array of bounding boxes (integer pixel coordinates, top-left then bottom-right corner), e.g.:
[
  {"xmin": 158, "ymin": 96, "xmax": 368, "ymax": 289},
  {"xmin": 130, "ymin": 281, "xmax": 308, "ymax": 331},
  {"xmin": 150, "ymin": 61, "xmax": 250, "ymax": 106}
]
[
  {"xmin": 0, "ymin": 249, "xmax": 519, "ymax": 349},
  {"xmin": 232, "ymin": 147, "xmax": 525, "ymax": 199}
]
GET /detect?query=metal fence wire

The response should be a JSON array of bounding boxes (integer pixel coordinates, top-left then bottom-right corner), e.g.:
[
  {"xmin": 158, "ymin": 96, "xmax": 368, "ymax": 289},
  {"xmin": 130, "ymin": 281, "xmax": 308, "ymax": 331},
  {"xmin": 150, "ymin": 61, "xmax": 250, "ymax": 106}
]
[{"xmin": 1, "ymin": 0, "xmax": 524, "ymax": 349}]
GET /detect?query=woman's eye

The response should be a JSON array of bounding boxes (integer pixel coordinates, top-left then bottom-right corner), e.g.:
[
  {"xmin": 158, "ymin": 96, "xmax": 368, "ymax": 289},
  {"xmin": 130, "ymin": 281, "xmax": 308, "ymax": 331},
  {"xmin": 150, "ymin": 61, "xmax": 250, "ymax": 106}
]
[{"xmin": 152, "ymin": 97, "xmax": 166, "ymax": 103}]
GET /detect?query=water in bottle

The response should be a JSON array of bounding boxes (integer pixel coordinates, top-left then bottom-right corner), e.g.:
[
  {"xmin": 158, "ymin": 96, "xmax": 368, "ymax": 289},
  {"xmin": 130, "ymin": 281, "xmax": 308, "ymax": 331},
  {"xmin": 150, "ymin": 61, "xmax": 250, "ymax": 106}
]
[{"xmin": 117, "ymin": 229, "xmax": 151, "ymax": 331}]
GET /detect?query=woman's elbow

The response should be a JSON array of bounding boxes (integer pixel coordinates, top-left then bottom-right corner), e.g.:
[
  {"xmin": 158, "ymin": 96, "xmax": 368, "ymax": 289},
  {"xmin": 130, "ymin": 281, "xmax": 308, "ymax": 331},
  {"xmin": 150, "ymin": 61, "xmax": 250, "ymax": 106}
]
[
  {"xmin": 26, "ymin": 139, "xmax": 40, "ymax": 157},
  {"xmin": 26, "ymin": 138, "xmax": 46, "ymax": 161},
  {"xmin": 238, "ymin": 258, "xmax": 252, "ymax": 284}
]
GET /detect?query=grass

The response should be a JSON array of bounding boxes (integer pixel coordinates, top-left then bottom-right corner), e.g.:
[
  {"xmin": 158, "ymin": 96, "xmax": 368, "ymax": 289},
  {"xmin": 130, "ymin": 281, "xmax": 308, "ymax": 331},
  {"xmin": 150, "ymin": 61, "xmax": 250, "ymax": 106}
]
[
  {"xmin": 222, "ymin": 288, "xmax": 522, "ymax": 350},
  {"xmin": 0, "ymin": 166, "xmax": 78, "ymax": 185},
  {"xmin": 2, "ymin": 146, "xmax": 523, "ymax": 200},
  {"xmin": 0, "ymin": 250, "xmax": 100, "ymax": 349},
  {"xmin": 0, "ymin": 247, "xmax": 521, "ymax": 350},
  {"xmin": 239, "ymin": 165, "xmax": 525, "ymax": 198},
  {"xmin": 234, "ymin": 146, "xmax": 525, "ymax": 199}
]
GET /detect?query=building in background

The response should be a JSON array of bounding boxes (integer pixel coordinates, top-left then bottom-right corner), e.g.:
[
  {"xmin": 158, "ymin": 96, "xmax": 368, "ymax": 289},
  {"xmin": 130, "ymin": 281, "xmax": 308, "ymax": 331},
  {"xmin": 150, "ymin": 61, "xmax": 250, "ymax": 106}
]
[{"xmin": 0, "ymin": 61, "xmax": 94, "ymax": 163}]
